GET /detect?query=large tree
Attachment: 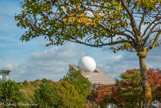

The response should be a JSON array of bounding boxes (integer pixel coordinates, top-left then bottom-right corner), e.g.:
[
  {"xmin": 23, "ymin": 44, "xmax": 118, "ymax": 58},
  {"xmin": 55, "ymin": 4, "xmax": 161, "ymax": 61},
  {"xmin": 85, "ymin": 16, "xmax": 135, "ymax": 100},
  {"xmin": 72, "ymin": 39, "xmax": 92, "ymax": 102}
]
[
  {"xmin": 0, "ymin": 80, "xmax": 27, "ymax": 107},
  {"xmin": 63, "ymin": 69, "xmax": 92, "ymax": 102},
  {"xmin": 34, "ymin": 79, "xmax": 83, "ymax": 108},
  {"xmin": 112, "ymin": 69, "xmax": 161, "ymax": 107},
  {"xmin": 15, "ymin": 0, "xmax": 161, "ymax": 107},
  {"xmin": 33, "ymin": 79, "xmax": 58, "ymax": 107},
  {"xmin": 87, "ymin": 69, "xmax": 161, "ymax": 108}
]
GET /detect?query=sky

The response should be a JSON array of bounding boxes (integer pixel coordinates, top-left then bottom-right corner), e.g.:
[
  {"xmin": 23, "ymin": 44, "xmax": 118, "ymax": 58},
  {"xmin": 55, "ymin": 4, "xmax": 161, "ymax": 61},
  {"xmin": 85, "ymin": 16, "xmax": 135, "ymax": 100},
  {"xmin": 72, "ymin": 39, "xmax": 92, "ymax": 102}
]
[{"xmin": 0, "ymin": 0, "xmax": 161, "ymax": 82}]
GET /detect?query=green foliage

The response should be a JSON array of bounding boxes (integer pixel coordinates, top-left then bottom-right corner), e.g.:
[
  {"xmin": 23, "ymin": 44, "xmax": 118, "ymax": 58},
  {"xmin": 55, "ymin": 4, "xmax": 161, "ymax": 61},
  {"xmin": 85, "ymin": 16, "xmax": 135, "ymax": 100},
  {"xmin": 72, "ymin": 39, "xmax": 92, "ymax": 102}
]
[
  {"xmin": 63, "ymin": 69, "xmax": 92, "ymax": 103},
  {"xmin": 114, "ymin": 70, "xmax": 143, "ymax": 108},
  {"xmin": 20, "ymin": 79, "xmax": 41, "ymax": 102},
  {"xmin": 0, "ymin": 82, "xmax": 2, "ymax": 100},
  {"xmin": 33, "ymin": 78, "xmax": 58, "ymax": 108},
  {"xmin": 0, "ymin": 80, "xmax": 27, "ymax": 106},
  {"xmin": 0, "ymin": 77, "xmax": 91, "ymax": 108},
  {"xmin": 52, "ymin": 80, "xmax": 83, "ymax": 108},
  {"xmin": 33, "ymin": 78, "xmax": 84, "ymax": 108}
]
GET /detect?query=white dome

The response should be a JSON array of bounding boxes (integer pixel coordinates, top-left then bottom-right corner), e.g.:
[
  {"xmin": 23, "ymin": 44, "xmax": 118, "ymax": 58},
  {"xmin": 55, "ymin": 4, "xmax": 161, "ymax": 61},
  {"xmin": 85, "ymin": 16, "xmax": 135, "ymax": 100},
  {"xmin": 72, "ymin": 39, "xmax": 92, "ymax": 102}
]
[{"xmin": 78, "ymin": 56, "xmax": 96, "ymax": 72}]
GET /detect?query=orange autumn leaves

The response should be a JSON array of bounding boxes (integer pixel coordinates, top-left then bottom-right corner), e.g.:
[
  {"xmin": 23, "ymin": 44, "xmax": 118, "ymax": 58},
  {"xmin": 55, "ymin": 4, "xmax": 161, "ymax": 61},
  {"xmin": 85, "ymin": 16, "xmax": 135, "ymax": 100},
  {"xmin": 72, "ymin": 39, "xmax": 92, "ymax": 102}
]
[{"xmin": 63, "ymin": 13, "xmax": 102, "ymax": 27}]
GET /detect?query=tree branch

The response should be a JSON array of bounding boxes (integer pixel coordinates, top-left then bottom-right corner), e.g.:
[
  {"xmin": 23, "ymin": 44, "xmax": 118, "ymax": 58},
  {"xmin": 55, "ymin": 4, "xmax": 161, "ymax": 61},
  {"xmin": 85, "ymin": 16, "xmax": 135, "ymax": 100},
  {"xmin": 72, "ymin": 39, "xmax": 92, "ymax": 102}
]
[
  {"xmin": 66, "ymin": 35, "xmax": 131, "ymax": 47},
  {"xmin": 120, "ymin": 0, "xmax": 139, "ymax": 37},
  {"xmin": 123, "ymin": 28, "xmax": 135, "ymax": 36},
  {"xmin": 152, "ymin": 30, "xmax": 161, "ymax": 33},
  {"xmin": 144, "ymin": 22, "xmax": 161, "ymax": 44},
  {"xmin": 142, "ymin": 17, "xmax": 161, "ymax": 37},
  {"xmin": 145, "ymin": 31, "xmax": 161, "ymax": 53},
  {"xmin": 97, "ymin": 23, "xmax": 135, "ymax": 42},
  {"xmin": 116, "ymin": 32, "xmax": 135, "ymax": 42},
  {"xmin": 139, "ymin": 11, "xmax": 146, "ymax": 31}
]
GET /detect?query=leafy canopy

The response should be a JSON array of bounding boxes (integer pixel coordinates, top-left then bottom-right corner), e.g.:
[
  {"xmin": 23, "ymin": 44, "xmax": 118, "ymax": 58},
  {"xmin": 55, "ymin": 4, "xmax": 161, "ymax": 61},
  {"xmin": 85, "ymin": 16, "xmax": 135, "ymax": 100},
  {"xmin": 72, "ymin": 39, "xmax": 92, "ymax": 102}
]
[
  {"xmin": 0, "ymin": 80, "xmax": 27, "ymax": 105},
  {"xmin": 33, "ymin": 78, "xmax": 84, "ymax": 108},
  {"xmin": 33, "ymin": 79, "xmax": 58, "ymax": 108},
  {"xmin": 63, "ymin": 69, "xmax": 92, "ymax": 103},
  {"xmin": 15, "ymin": 0, "xmax": 161, "ymax": 53}
]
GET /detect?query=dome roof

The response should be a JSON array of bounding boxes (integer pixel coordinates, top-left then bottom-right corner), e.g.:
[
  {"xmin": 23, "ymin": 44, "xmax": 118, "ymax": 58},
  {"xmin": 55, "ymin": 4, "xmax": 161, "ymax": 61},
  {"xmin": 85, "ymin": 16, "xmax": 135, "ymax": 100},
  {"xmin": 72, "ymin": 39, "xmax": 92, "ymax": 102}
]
[{"xmin": 78, "ymin": 56, "xmax": 96, "ymax": 72}]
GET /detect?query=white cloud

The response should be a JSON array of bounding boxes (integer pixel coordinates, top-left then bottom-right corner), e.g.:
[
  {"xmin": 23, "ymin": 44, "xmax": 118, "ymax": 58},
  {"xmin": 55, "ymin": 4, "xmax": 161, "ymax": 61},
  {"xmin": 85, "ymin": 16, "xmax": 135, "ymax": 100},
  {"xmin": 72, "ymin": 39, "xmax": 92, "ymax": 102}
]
[
  {"xmin": 146, "ymin": 47, "xmax": 161, "ymax": 69},
  {"xmin": 97, "ymin": 64, "xmax": 110, "ymax": 71},
  {"xmin": 9, "ymin": 43, "xmax": 86, "ymax": 82},
  {"xmin": 98, "ymin": 46, "xmax": 161, "ymax": 80},
  {"xmin": 112, "ymin": 55, "xmax": 122, "ymax": 62},
  {"xmin": 2, "ymin": 43, "xmax": 161, "ymax": 82},
  {"xmin": 2, "ymin": 64, "xmax": 14, "ymax": 70}
]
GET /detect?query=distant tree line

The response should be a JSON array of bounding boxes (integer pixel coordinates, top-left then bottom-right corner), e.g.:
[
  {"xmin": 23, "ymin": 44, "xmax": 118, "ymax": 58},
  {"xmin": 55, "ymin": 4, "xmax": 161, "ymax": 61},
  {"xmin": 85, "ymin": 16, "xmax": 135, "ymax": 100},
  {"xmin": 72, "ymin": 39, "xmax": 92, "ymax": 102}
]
[
  {"xmin": 0, "ymin": 68, "xmax": 160, "ymax": 108},
  {"xmin": 0, "ymin": 69, "xmax": 91, "ymax": 108}
]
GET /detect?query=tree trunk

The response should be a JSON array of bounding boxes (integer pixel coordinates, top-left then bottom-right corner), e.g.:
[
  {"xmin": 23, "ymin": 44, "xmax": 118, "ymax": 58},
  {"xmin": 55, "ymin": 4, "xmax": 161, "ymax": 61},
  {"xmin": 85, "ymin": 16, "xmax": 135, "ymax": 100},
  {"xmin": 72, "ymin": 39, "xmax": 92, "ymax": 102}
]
[
  {"xmin": 132, "ymin": 101, "xmax": 134, "ymax": 108},
  {"xmin": 139, "ymin": 56, "xmax": 152, "ymax": 108}
]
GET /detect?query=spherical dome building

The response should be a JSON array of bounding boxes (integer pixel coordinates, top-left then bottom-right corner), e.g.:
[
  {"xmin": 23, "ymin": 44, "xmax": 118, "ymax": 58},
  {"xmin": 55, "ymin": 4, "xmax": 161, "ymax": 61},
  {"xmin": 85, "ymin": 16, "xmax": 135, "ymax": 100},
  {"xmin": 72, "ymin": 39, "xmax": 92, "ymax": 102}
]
[{"xmin": 78, "ymin": 56, "xmax": 96, "ymax": 72}]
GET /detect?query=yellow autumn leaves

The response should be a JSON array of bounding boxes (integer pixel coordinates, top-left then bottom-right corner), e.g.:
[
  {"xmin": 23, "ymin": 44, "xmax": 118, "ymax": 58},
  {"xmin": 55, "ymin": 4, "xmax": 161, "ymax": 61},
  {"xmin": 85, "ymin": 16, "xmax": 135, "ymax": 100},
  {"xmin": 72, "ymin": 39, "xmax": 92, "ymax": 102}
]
[
  {"xmin": 139, "ymin": 0, "xmax": 161, "ymax": 9},
  {"xmin": 63, "ymin": 13, "xmax": 102, "ymax": 27}
]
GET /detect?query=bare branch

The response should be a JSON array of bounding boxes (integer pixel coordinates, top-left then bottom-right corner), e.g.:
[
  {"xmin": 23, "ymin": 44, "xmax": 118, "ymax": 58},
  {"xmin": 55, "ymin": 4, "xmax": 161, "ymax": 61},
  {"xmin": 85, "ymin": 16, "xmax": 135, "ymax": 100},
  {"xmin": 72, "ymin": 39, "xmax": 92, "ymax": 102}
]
[
  {"xmin": 69, "ymin": 39, "xmax": 131, "ymax": 47},
  {"xmin": 139, "ymin": 11, "xmax": 146, "ymax": 31},
  {"xmin": 144, "ymin": 22, "xmax": 161, "ymax": 44},
  {"xmin": 65, "ymin": 34, "xmax": 131, "ymax": 47},
  {"xmin": 98, "ymin": 23, "xmax": 135, "ymax": 42},
  {"xmin": 120, "ymin": 0, "xmax": 132, "ymax": 15},
  {"xmin": 152, "ymin": 30, "xmax": 161, "ymax": 33},
  {"xmin": 142, "ymin": 17, "xmax": 161, "ymax": 37},
  {"xmin": 116, "ymin": 32, "xmax": 135, "ymax": 42},
  {"xmin": 120, "ymin": 0, "xmax": 140, "ymax": 37},
  {"xmin": 123, "ymin": 28, "xmax": 135, "ymax": 36},
  {"xmin": 145, "ymin": 31, "xmax": 161, "ymax": 53},
  {"xmin": 83, "ymin": 4, "xmax": 115, "ymax": 10}
]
